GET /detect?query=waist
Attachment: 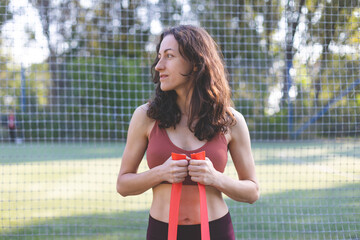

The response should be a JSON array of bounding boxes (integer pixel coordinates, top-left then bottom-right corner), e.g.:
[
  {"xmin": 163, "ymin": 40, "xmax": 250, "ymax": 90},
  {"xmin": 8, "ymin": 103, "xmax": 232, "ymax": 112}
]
[
  {"xmin": 150, "ymin": 184, "xmax": 228, "ymax": 225},
  {"xmin": 149, "ymin": 211, "xmax": 232, "ymax": 226}
]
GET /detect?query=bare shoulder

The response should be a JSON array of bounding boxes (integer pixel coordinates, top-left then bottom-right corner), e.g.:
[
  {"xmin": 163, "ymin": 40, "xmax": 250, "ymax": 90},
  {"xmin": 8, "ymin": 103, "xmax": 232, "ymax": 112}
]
[
  {"xmin": 228, "ymin": 107, "xmax": 245, "ymax": 122},
  {"xmin": 227, "ymin": 107, "xmax": 250, "ymax": 143},
  {"xmin": 129, "ymin": 103, "xmax": 156, "ymax": 138},
  {"xmin": 132, "ymin": 103, "xmax": 149, "ymax": 118}
]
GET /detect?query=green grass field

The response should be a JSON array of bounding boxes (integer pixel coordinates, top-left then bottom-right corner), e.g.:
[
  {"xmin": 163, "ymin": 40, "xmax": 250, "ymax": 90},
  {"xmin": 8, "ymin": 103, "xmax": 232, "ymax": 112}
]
[{"xmin": 1, "ymin": 140, "xmax": 359, "ymax": 239}]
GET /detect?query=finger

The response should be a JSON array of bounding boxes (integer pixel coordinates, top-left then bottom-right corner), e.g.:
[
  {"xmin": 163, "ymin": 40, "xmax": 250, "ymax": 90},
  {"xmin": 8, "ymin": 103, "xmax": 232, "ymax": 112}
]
[
  {"xmin": 176, "ymin": 159, "xmax": 189, "ymax": 166},
  {"xmin": 188, "ymin": 165, "xmax": 202, "ymax": 175},
  {"xmin": 189, "ymin": 159, "xmax": 202, "ymax": 165},
  {"xmin": 175, "ymin": 164, "xmax": 189, "ymax": 174},
  {"xmin": 190, "ymin": 176, "xmax": 201, "ymax": 183},
  {"xmin": 177, "ymin": 171, "xmax": 188, "ymax": 178},
  {"xmin": 188, "ymin": 170, "xmax": 196, "ymax": 177},
  {"xmin": 171, "ymin": 171, "xmax": 187, "ymax": 183},
  {"xmin": 177, "ymin": 167, "xmax": 189, "ymax": 175},
  {"xmin": 187, "ymin": 164, "xmax": 199, "ymax": 172}
]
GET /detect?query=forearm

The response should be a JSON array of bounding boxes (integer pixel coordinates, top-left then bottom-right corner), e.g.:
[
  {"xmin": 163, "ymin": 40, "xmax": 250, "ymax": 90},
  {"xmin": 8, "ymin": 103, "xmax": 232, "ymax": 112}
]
[
  {"xmin": 212, "ymin": 172, "xmax": 259, "ymax": 204},
  {"xmin": 117, "ymin": 165, "xmax": 164, "ymax": 197}
]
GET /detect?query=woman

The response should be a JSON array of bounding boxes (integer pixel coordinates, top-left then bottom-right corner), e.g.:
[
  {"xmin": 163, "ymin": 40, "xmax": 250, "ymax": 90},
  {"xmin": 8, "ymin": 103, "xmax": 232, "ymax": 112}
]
[{"xmin": 117, "ymin": 25, "xmax": 259, "ymax": 240}]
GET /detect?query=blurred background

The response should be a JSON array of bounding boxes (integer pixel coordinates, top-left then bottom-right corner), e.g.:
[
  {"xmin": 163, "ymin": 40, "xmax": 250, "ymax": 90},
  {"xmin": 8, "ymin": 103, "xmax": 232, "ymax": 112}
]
[{"xmin": 0, "ymin": 0, "xmax": 359, "ymax": 239}]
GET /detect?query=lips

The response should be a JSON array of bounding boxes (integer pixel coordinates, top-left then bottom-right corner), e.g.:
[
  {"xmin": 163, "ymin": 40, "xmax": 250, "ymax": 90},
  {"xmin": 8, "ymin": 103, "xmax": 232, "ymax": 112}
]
[{"xmin": 159, "ymin": 74, "xmax": 168, "ymax": 80}]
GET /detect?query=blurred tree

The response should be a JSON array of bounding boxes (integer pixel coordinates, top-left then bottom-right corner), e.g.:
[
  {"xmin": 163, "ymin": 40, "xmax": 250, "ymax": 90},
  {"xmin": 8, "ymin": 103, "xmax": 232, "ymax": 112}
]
[
  {"xmin": 0, "ymin": 0, "xmax": 14, "ymax": 109},
  {"xmin": 282, "ymin": 0, "xmax": 305, "ymax": 101},
  {"xmin": 290, "ymin": 0, "xmax": 360, "ymax": 137},
  {"xmin": 65, "ymin": 56, "xmax": 152, "ymax": 140},
  {"xmin": 5, "ymin": 0, "xmax": 358, "ymax": 140},
  {"xmin": 188, "ymin": 0, "xmax": 280, "ymax": 138},
  {"xmin": 30, "ymin": 0, "xmax": 150, "ymax": 110},
  {"xmin": 186, "ymin": 0, "xmax": 360, "ymax": 139},
  {"xmin": 305, "ymin": 0, "xmax": 359, "ymax": 106},
  {"xmin": 30, "ymin": 0, "xmax": 77, "ymax": 109},
  {"xmin": 0, "ymin": 0, "xmax": 12, "ymax": 28}
]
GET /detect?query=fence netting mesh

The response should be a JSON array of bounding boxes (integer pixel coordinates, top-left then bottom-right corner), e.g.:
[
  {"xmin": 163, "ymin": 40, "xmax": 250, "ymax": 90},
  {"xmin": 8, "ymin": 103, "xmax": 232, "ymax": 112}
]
[{"xmin": 1, "ymin": 0, "xmax": 359, "ymax": 239}]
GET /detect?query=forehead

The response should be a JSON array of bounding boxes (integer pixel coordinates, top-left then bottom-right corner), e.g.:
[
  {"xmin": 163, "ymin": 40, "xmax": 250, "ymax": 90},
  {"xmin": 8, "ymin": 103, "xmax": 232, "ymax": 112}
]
[{"xmin": 158, "ymin": 34, "xmax": 179, "ymax": 53}]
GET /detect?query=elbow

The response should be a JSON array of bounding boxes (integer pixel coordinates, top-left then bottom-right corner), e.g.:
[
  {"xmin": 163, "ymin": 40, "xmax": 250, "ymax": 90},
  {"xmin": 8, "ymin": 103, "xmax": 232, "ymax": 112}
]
[
  {"xmin": 116, "ymin": 178, "xmax": 129, "ymax": 197},
  {"xmin": 116, "ymin": 183, "xmax": 125, "ymax": 197},
  {"xmin": 248, "ymin": 190, "xmax": 260, "ymax": 204},
  {"xmin": 117, "ymin": 184, "xmax": 129, "ymax": 197},
  {"xmin": 117, "ymin": 186, "xmax": 126, "ymax": 197},
  {"xmin": 248, "ymin": 184, "xmax": 260, "ymax": 204}
]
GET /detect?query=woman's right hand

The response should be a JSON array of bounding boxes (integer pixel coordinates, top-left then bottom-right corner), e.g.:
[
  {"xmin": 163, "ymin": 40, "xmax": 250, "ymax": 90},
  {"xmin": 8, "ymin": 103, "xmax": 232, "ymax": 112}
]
[{"xmin": 160, "ymin": 156, "xmax": 189, "ymax": 183}]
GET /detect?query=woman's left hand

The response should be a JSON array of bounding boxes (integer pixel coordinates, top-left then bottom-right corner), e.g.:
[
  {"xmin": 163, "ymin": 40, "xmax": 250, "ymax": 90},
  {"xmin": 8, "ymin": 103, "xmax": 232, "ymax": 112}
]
[{"xmin": 188, "ymin": 157, "xmax": 219, "ymax": 186}]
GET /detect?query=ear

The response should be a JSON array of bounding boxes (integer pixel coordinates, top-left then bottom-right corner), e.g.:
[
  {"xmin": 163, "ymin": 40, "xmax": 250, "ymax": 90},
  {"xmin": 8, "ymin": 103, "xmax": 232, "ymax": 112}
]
[{"xmin": 193, "ymin": 65, "xmax": 198, "ymax": 72}]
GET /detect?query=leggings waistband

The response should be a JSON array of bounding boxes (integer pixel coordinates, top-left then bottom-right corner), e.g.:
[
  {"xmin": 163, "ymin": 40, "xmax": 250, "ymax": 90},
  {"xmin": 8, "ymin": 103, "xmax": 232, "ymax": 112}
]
[{"xmin": 146, "ymin": 212, "xmax": 235, "ymax": 240}]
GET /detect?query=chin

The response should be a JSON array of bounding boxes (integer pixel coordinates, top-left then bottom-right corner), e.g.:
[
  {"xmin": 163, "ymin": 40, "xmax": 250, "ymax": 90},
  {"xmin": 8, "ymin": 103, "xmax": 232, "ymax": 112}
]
[{"xmin": 160, "ymin": 84, "xmax": 172, "ymax": 92}]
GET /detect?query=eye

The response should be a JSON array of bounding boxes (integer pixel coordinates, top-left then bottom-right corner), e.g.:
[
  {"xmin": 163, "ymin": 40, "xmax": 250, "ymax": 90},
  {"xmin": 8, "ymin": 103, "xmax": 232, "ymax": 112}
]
[{"xmin": 157, "ymin": 52, "xmax": 174, "ymax": 59}]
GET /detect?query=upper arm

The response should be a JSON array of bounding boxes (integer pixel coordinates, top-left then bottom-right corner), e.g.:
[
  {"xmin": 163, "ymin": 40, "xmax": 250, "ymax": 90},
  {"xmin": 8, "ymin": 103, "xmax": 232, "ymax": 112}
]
[
  {"xmin": 228, "ymin": 108, "xmax": 258, "ymax": 183},
  {"xmin": 119, "ymin": 104, "xmax": 154, "ymax": 175}
]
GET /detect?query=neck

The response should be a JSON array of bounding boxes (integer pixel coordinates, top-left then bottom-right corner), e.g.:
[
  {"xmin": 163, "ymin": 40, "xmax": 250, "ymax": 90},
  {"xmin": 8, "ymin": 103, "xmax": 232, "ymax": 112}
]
[{"xmin": 176, "ymin": 87, "xmax": 193, "ymax": 116}]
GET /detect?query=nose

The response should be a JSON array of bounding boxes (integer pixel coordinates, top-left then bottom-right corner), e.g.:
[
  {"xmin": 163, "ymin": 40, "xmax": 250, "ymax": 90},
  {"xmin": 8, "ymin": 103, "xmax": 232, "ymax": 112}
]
[{"xmin": 155, "ymin": 58, "xmax": 164, "ymax": 72}]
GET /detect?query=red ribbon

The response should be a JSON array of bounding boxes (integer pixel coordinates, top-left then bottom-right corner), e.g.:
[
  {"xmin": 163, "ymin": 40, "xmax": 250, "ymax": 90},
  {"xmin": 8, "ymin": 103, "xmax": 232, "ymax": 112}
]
[
  {"xmin": 168, "ymin": 151, "xmax": 210, "ymax": 240},
  {"xmin": 191, "ymin": 151, "xmax": 210, "ymax": 240},
  {"xmin": 168, "ymin": 153, "xmax": 186, "ymax": 240}
]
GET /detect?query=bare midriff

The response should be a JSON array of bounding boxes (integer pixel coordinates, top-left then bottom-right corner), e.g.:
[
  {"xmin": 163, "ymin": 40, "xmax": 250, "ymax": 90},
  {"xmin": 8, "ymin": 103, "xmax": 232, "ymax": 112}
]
[{"xmin": 149, "ymin": 183, "xmax": 228, "ymax": 225}]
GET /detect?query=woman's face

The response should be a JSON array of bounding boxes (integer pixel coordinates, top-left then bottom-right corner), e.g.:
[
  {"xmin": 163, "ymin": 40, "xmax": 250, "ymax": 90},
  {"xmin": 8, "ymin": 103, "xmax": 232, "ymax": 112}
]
[{"xmin": 155, "ymin": 34, "xmax": 193, "ymax": 92}]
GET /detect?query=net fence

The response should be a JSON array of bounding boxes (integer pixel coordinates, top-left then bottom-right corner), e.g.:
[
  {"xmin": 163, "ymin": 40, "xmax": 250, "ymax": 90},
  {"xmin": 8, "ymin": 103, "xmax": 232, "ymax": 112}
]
[{"xmin": 1, "ymin": 0, "xmax": 359, "ymax": 239}]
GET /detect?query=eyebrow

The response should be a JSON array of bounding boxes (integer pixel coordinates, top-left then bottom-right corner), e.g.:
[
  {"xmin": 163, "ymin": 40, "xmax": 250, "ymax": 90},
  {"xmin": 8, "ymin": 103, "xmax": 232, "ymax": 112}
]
[{"xmin": 158, "ymin": 48, "xmax": 174, "ymax": 55}]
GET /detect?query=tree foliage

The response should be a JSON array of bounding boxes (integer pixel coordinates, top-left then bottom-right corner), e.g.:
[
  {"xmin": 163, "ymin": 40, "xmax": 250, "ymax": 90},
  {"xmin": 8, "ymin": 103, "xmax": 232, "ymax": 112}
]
[{"xmin": 1, "ymin": 0, "xmax": 359, "ymax": 140}]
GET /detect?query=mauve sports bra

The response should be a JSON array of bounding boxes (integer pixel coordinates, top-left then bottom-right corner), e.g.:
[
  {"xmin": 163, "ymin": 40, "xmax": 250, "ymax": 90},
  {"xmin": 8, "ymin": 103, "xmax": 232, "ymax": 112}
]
[{"xmin": 146, "ymin": 121, "xmax": 229, "ymax": 185}]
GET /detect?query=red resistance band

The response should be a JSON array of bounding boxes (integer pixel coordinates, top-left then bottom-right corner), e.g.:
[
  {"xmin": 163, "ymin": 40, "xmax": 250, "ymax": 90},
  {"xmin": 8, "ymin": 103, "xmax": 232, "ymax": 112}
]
[{"xmin": 168, "ymin": 151, "xmax": 210, "ymax": 240}]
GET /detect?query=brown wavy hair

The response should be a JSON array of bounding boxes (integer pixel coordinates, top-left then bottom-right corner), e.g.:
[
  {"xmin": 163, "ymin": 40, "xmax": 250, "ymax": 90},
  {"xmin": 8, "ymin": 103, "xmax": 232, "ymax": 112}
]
[{"xmin": 147, "ymin": 25, "xmax": 235, "ymax": 141}]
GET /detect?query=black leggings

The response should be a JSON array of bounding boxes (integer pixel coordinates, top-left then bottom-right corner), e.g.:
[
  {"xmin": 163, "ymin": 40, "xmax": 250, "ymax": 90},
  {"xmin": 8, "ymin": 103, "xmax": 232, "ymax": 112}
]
[{"xmin": 146, "ymin": 212, "xmax": 235, "ymax": 240}]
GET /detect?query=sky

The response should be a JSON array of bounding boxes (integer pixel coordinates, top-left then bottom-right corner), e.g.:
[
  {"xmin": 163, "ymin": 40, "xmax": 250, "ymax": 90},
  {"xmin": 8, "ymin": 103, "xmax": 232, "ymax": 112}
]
[
  {"xmin": 2, "ymin": 0, "xmax": 48, "ymax": 66},
  {"xmin": 0, "ymin": 0, "xmax": 292, "ymax": 115},
  {"xmin": 1, "ymin": 0, "xmax": 192, "ymax": 67},
  {"xmin": 3, "ymin": 0, "xmax": 357, "ymax": 115}
]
